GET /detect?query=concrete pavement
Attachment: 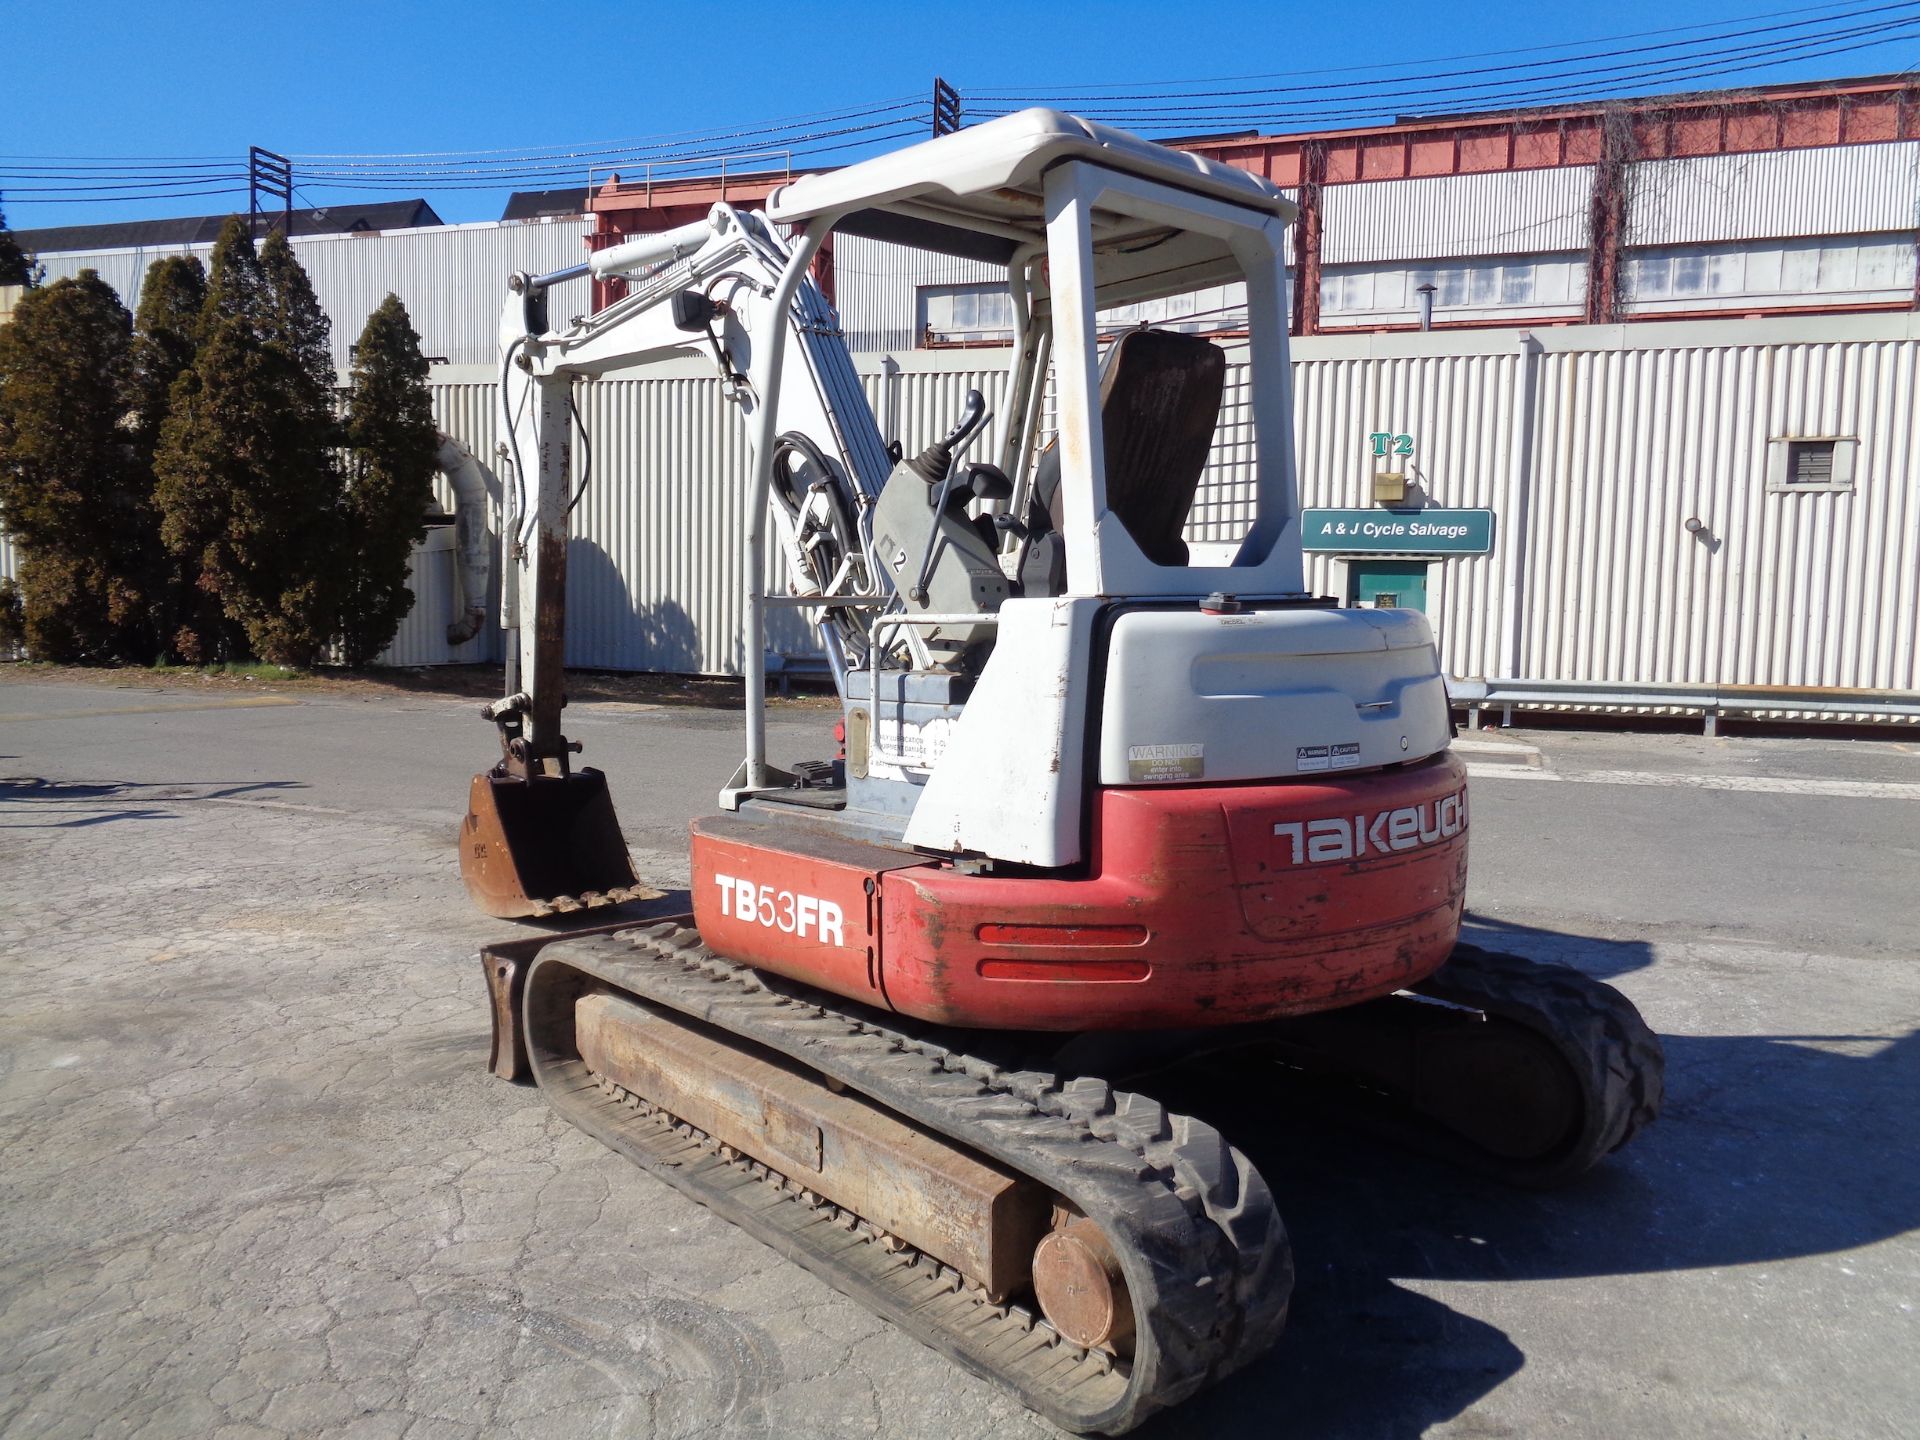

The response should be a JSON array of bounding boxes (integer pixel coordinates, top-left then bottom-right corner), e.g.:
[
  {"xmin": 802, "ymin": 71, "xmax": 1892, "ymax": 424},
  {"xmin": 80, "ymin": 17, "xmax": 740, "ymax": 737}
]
[{"xmin": 1, "ymin": 674, "xmax": 1916, "ymax": 1438}]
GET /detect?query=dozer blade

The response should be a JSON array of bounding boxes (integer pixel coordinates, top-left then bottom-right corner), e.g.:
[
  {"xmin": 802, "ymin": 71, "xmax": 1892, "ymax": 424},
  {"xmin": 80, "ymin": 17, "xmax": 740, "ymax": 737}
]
[{"xmin": 459, "ymin": 769, "xmax": 661, "ymax": 918}]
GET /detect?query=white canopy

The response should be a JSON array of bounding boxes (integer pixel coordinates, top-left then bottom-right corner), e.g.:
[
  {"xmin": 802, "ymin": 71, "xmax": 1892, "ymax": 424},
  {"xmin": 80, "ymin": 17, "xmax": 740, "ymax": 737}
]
[{"xmin": 765, "ymin": 108, "xmax": 1296, "ymax": 277}]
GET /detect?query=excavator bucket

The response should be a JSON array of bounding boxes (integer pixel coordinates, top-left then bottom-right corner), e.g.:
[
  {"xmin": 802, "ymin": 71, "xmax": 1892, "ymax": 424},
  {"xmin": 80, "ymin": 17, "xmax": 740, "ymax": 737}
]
[{"xmin": 459, "ymin": 768, "xmax": 657, "ymax": 918}]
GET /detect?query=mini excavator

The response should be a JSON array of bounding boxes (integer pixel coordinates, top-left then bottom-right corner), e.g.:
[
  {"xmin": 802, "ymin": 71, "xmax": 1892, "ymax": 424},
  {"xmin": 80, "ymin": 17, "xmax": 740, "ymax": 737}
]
[{"xmin": 460, "ymin": 111, "xmax": 1663, "ymax": 1433}]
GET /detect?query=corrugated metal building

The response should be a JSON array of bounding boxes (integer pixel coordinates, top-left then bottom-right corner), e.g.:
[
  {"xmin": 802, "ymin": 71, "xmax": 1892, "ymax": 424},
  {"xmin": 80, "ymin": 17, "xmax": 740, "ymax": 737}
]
[
  {"xmin": 9, "ymin": 281, "xmax": 1910, "ymax": 716},
  {"xmin": 823, "ymin": 75, "xmax": 1920, "ymax": 346},
  {"xmin": 402, "ymin": 309, "xmax": 1916, "ymax": 709},
  {"xmin": 29, "ymin": 217, "xmax": 591, "ymax": 371}
]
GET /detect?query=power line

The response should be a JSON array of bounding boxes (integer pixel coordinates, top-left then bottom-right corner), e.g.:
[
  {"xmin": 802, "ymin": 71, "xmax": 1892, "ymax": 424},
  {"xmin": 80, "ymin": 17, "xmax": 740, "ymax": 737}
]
[
  {"xmin": 969, "ymin": 0, "xmax": 1907, "ymax": 92},
  {"xmin": 285, "ymin": 94, "xmax": 927, "ymax": 162},
  {"xmin": 7, "ymin": 3, "xmax": 1915, "ymax": 212},
  {"xmin": 291, "ymin": 122, "xmax": 933, "ymax": 193},
  {"xmin": 9, "ymin": 186, "xmax": 249, "ymax": 205},
  {"xmin": 0, "ymin": 98, "xmax": 936, "ymax": 206},
  {"xmin": 970, "ymin": 7, "xmax": 1920, "ymax": 116},
  {"xmin": 293, "ymin": 112, "xmax": 923, "ymax": 183},
  {"xmin": 969, "ymin": 24, "xmax": 1920, "ymax": 128}
]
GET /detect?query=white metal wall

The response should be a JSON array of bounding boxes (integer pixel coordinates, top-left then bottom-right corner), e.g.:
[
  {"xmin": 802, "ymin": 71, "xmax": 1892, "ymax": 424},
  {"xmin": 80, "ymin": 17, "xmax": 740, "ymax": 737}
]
[
  {"xmin": 1290, "ymin": 346, "xmax": 1523, "ymax": 681},
  {"xmin": 375, "ymin": 529, "xmax": 468, "ymax": 667},
  {"xmin": 1517, "ymin": 331, "xmax": 1919, "ymax": 690},
  {"xmin": 1629, "ymin": 140, "xmax": 1920, "ymax": 247},
  {"xmin": 1321, "ymin": 166, "xmax": 1595, "ymax": 264},
  {"xmin": 402, "ymin": 316, "xmax": 1918, "ymax": 696},
  {"xmin": 31, "ymin": 217, "xmax": 591, "ymax": 371},
  {"xmin": 6, "ymin": 317, "xmax": 1913, "ymax": 701},
  {"xmin": 832, "ymin": 234, "xmax": 1003, "ymax": 353}
]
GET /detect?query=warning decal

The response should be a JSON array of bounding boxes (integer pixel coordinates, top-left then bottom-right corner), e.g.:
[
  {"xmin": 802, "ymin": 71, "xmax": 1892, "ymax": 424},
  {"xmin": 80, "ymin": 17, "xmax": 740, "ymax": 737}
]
[{"xmin": 1128, "ymin": 742, "xmax": 1204, "ymax": 782}]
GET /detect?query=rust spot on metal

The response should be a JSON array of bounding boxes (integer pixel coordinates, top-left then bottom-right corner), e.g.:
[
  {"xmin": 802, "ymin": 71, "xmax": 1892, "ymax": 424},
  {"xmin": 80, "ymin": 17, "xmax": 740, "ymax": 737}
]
[
  {"xmin": 1032, "ymin": 1217, "xmax": 1135, "ymax": 1352},
  {"xmin": 574, "ymin": 990, "xmax": 1050, "ymax": 1299},
  {"xmin": 459, "ymin": 770, "xmax": 650, "ymax": 919}
]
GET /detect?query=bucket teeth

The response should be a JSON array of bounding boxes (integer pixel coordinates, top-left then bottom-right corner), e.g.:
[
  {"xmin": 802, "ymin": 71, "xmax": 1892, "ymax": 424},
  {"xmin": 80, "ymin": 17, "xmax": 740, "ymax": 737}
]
[{"xmin": 530, "ymin": 884, "xmax": 668, "ymax": 918}]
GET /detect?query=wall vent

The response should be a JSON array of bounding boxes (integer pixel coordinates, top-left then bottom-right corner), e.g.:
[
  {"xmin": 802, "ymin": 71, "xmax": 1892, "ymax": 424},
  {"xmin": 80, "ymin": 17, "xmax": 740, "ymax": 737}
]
[{"xmin": 1767, "ymin": 436, "xmax": 1855, "ymax": 494}]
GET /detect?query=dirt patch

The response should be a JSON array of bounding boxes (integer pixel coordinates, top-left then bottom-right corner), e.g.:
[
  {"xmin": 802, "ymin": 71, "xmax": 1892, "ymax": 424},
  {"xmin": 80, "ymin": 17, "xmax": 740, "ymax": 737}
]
[{"xmin": 0, "ymin": 662, "xmax": 838, "ymax": 712}]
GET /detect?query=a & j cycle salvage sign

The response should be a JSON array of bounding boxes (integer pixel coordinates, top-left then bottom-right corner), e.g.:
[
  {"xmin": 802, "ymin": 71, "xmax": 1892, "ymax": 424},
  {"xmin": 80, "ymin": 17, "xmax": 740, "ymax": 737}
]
[{"xmin": 1299, "ymin": 508, "xmax": 1496, "ymax": 555}]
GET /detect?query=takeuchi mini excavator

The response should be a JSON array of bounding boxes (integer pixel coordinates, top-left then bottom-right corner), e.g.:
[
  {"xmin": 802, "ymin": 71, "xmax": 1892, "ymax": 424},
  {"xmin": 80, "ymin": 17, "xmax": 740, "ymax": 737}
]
[{"xmin": 460, "ymin": 110, "xmax": 1663, "ymax": 1434}]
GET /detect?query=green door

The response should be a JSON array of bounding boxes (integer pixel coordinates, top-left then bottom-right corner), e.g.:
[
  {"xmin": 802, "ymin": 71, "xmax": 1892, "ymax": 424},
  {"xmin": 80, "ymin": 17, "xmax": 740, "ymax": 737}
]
[{"xmin": 1348, "ymin": 560, "xmax": 1429, "ymax": 612}]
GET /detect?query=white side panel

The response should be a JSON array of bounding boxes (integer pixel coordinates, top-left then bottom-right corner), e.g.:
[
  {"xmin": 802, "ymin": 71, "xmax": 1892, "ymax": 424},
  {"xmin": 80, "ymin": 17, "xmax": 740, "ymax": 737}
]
[
  {"xmin": 1628, "ymin": 141, "xmax": 1920, "ymax": 247},
  {"xmin": 1098, "ymin": 607, "xmax": 1451, "ymax": 786},
  {"xmin": 903, "ymin": 597, "xmax": 1096, "ymax": 866},
  {"xmin": 1322, "ymin": 168, "xmax": 1595, "ymax": 264}
]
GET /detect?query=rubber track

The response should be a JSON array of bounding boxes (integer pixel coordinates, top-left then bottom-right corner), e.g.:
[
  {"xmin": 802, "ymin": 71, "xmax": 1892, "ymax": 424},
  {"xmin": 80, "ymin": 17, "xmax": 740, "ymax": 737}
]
[
  {"xmin": 1411, "ymin": 944, "xmax": 1666, "ymax": 1189},
  {"xmin": 521, "ymin": 922, "xmax": 1292, "ymax": 1435}
]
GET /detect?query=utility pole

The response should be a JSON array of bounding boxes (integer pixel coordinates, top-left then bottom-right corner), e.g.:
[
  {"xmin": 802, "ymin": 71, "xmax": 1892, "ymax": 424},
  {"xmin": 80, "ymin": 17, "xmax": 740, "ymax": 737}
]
[
  {"xmin": 248, "ymin": 147, "xmax": 294, "ymax": 239},
  {"xmin": 932, "ymin": 78, "xmax": 961, "ymax": 137}
]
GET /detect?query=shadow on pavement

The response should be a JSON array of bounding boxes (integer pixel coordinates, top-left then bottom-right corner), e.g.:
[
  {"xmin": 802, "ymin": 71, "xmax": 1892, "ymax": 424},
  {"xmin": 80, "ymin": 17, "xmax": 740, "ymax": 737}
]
[
  {"xmin": 430, "ymin": 900, "xmax": 1917, "ymax": 1438},
  {"xmin": 0, "ymin": 776, "xmax": 310, "ymax": 827},
  {"xmin": 1138, "ymin": 913, "xmax": 1918, "ymax": 1438}
]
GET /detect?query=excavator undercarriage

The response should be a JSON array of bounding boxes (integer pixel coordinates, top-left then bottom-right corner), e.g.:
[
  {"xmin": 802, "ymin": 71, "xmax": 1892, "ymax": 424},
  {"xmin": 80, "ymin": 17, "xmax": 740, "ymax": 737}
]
[{"xmin": 480, "ymin": 922, "xmax": 1660, "ymax": 1433}]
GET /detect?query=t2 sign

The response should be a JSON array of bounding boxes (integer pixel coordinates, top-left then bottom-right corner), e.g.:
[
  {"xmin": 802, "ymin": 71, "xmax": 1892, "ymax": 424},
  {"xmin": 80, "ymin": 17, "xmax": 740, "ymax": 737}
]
[{"xmin": 1369, "ymin": 432, "xmax": 1414, "ymax": 458}]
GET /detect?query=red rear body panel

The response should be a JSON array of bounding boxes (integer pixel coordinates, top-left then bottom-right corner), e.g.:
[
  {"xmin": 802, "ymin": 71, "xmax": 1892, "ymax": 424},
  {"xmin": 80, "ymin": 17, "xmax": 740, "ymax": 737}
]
[{"xmin": 691, "ymin": 752, "xmax": 1468, "ymax": 1031}]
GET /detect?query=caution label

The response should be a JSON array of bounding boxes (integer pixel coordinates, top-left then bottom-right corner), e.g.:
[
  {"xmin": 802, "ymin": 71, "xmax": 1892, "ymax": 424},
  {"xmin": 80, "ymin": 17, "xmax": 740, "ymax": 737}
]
[{"xmin": 1297, "ymin": 742, "xmax": 1363, "ymax": 773}]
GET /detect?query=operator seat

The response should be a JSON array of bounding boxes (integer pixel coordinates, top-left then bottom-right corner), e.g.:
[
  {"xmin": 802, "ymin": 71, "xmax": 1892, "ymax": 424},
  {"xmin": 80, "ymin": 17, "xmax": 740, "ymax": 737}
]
[{"xmin": 1026, "ymin": 327, "xmax": 1227, "ymax": 588}]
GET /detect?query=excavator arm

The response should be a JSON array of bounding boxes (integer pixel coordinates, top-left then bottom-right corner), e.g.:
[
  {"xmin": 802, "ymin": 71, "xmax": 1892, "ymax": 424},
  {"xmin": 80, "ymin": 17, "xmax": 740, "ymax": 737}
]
[
  {"xmin": 466, "ymin": 200, "xmax": 1005, "ymax": 914},
  {"xmin": 494, "ymin": 205, "xmax": 891, "ymax": 772}
]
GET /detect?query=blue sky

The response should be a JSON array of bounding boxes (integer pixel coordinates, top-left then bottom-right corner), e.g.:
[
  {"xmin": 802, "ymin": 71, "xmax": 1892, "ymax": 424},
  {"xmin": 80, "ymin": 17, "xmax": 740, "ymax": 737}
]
[{"xmin": 6, "ymin": 0, "xmax": 1918, "ymax": 230}]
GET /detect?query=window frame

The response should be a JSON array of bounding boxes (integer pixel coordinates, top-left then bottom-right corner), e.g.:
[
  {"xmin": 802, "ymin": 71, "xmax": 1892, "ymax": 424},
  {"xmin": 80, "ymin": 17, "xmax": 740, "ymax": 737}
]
[{"xmin": 1765, "ymin": 435, "xmax": 1857, "ymax": 495}]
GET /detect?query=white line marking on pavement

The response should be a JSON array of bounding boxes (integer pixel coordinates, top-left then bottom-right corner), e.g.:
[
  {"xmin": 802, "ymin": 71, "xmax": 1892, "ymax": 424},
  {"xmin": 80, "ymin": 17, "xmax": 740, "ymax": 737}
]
[
  {"xmin": 1464, "ymin": 763, "xmax": 1920, "ymax": 800},
  {"xmin": 0, "ymin": 697, "xmax": 301, "ymax": 722},
  {"xmin": 1451, "ymin": 736, "xmax": 1541, "ymax": 756}
]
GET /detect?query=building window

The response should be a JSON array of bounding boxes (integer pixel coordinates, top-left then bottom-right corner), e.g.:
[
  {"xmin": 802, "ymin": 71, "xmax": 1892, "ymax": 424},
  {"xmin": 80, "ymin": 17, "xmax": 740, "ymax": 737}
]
[
  {"xmin": 1766, "ymin": 436, "xmax": 1856, "ymax": 494},
  {"xmin": 1320, "ymin": 253, "xmax": 1586, "ymax": 325},
  {"xmin": 1625, "ymin": 235, "xmax": 1916, "ymax": 313},
  {"xmin": 917, "ymin": 283, "xmax": 1015, "ymax": 345}
]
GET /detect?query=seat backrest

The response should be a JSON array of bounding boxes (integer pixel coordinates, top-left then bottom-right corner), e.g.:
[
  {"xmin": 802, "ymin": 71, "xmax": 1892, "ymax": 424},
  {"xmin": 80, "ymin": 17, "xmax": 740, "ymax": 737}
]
[
  {"xmin": 1098, "ymin": 327, "xmax": 1226, "ymax": 567},
  {"xmin": 1028, "ymin": 328, "xmax": 1226, "ymax": 572}
]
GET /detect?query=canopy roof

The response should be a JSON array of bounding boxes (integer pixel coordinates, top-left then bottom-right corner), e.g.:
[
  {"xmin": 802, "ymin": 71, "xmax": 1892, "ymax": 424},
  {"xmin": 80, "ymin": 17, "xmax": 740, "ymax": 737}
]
[{"xmin": 766, "ymin": 109, "xmax": 1296, "ymax": 274}]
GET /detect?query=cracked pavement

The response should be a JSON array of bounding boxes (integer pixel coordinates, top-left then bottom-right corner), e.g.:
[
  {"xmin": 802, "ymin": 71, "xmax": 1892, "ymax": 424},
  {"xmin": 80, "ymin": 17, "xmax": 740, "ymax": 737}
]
[
  {"xmin": 0, "ymin": 775, "xmax": 1050, "ymax": 1439},
  {"xmin": 2, "ymin": 677, "xmax": 1918, "ymax": 1438}
]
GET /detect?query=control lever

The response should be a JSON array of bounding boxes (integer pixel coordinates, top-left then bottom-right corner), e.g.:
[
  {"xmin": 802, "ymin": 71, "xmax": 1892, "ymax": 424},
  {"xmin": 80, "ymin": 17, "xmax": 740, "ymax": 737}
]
[
  {"xmin": 906, "ymin": 392, "xmax": 996, "ymax": 604},
  {"xmin": 904, "ymin": 388, "xmax": 989, "ymax": 486}
]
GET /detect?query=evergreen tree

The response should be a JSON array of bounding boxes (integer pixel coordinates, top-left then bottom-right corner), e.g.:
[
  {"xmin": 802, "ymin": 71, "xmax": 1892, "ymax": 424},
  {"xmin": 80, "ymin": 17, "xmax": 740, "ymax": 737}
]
[
  {"xmin": 200, "ymin": 216, "xmax": 266, "ymax": 329},
  {"xmin": 129, "ymin": 257, "xmax": 207, "ymax": 454},
  {"xmin": 153, "ymin": 219, "xmax": 343, "ymax": 666},
  {"xmin": 339, "ymin": 295, "xmax": 437, "ymax": 667},
  {"xmin": 0, "ymin": 272, "xmax": 150, "ymax": 660},
  {"xmin": 128, "ymin": 256, "xmax": 209, "ymax": 652},
  {"xmin": 260, "ymin": 230, "xmax": 336, "ymax": 409},
  {"xmin": 0, "ymin": 203, "xmax": 38, "ymax": 288}
]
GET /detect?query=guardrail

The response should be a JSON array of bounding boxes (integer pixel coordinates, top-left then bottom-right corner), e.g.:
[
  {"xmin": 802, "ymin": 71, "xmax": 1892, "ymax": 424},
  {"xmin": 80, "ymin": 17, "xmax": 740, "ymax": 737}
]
[{"xmin": 1447, "ymin": 678, "xmax": 1920, "ymax": 735}]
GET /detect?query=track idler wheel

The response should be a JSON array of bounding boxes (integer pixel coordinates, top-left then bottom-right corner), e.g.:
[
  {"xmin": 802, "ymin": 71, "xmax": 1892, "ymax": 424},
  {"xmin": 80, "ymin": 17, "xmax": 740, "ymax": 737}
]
[
  {"xmin": 1032, "ymin": 1215, "xmax": 1136, "ymax": 1353},
  {"xmin": 1263, "ymin": 944, "xmax": 1665, "ymax": 1188}
]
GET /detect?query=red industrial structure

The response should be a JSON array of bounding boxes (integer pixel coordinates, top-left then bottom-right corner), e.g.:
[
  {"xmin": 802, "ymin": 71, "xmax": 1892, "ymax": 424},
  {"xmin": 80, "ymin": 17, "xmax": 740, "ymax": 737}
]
[
  {"xmin": 579, "ymin": 74, "xmax": 1920, "ymax": 336},
  {"xmin": 1179, "ymin": 74, "xmax": 1920, "ymax": 330}
]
